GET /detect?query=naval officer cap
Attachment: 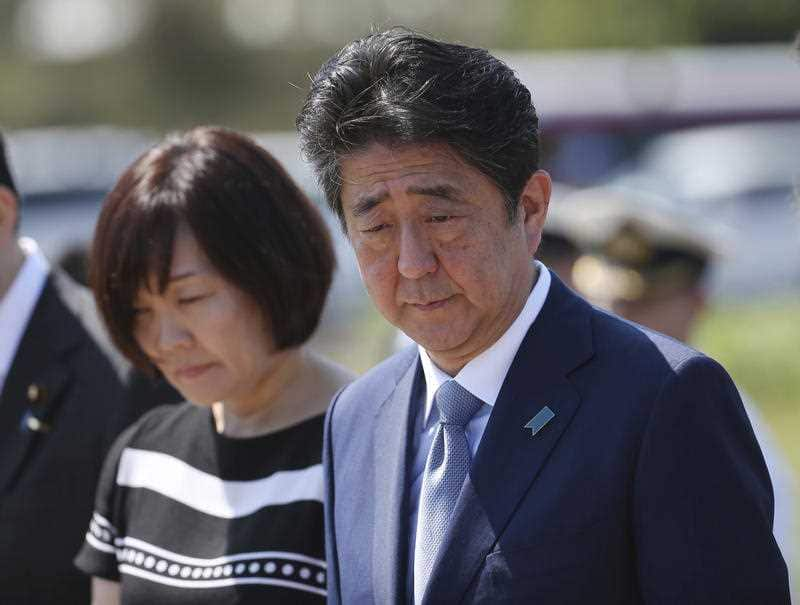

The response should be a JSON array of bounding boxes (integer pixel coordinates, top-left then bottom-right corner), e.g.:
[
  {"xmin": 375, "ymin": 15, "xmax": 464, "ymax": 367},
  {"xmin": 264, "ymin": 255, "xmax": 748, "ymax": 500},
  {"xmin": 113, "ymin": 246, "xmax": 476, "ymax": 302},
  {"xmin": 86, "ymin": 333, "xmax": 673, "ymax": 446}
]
[{"xmin": 557, "ymin": 187, "xmax": 727, "ymax": 305}]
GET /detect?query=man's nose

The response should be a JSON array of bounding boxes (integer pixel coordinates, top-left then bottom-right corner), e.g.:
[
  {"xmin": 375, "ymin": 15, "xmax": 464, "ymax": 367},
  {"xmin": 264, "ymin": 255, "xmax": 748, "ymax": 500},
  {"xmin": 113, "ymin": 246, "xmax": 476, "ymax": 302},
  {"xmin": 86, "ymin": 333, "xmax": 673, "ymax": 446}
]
[{"xmin": 397, "ymin": 223, "xmax": 437, "ymax": 279}]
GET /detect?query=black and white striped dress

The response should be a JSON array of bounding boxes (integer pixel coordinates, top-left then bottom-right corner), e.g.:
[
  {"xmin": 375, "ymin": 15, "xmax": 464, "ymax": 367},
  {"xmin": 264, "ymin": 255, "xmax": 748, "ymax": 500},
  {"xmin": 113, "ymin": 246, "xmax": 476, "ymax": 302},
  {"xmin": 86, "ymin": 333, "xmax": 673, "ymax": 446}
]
[{"xmin": 75, "ymin": 403, "xmax": 327, "ymax": 603}]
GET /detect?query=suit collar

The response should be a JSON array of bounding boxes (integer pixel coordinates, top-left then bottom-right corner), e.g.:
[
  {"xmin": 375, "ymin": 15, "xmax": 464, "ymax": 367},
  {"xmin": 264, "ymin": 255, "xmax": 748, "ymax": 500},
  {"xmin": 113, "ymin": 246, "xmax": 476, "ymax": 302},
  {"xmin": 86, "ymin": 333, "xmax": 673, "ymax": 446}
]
[
  {"xmin": 372, "ymin": 350, "xmax": 422, "ymax": 604},
  {"xmin": 0, "ymin": 239, "xmax": 49, "ymax": 390},
  {"xmin": 417, "ymin": 262, "xmax": 552, "ymax": 423},
  {"xmin": 0, "ymin": 275, "xmax": 84, "ymax": 493},
  {"xmin": 421, "ymin": 274, "xmax": 595, "ymax": 603}
]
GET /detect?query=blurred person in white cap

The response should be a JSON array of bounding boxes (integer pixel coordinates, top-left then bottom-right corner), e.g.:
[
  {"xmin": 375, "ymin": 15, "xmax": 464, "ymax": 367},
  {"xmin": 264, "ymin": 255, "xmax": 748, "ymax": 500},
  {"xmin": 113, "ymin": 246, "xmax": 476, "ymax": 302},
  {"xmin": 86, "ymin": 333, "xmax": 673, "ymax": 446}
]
[
  {"xmin": 568, "ymin": 186, "xmax": 797, "ymax": 584},
  {"xmin": 0, "ymin": 132, "xmax": 178, "ymax": 604}
]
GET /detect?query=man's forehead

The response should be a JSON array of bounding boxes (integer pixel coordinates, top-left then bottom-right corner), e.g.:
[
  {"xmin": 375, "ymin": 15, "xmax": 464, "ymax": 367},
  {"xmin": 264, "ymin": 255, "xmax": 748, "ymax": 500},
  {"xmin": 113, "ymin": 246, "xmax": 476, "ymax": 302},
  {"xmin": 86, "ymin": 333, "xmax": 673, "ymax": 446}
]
[{"xmin": 339, "ymin": 142, "xmax": 476, "ymax": 200}]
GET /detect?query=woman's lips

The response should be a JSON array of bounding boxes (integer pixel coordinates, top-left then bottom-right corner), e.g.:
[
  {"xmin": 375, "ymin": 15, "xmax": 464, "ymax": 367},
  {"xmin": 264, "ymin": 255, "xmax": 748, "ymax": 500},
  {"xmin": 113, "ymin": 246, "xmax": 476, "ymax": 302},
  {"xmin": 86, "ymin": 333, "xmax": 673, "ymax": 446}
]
[{"xmin": 174, "ymin": 363, "xmax": 216, "ymax": 380}]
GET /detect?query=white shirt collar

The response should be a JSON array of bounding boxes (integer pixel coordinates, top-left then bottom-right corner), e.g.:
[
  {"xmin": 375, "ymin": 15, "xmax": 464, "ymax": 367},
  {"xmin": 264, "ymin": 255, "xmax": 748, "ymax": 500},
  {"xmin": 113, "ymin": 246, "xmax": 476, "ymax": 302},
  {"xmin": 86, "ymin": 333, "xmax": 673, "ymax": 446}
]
[
  {"xmin": 418, "ymin": 261, "xmax": 552, "ymax": 426},
  {"xmin": 0, "ymin": 237, "xmax": 50, "ymax": 393}
]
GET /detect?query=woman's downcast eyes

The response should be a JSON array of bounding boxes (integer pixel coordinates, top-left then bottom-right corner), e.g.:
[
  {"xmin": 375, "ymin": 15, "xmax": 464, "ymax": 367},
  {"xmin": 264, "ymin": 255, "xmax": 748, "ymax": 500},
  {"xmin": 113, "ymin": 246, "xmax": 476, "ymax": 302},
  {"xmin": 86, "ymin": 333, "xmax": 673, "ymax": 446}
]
[
  {"xmin": 177, "ymin": 294, "xmax": 209, "ymax": 306},
  {"xmin": 131, "ymin": 292, "xmax": 210, "ymax": 318}
]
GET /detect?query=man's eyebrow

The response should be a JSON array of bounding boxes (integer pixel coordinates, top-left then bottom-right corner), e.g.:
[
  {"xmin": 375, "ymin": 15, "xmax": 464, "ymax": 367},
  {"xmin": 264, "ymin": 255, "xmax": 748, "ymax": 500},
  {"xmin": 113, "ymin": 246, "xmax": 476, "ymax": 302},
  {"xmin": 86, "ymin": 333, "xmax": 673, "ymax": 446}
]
[
  {"xmin": 352, "ymin": 183, "xmax": 463, "ymax": 217},
  {"xmin": 406, "ymin": 184, "xmax": 461, "ymax": 200},
  {"xmin": 351, "ymin": 191, "xmax": 390, "ymax": 217}
]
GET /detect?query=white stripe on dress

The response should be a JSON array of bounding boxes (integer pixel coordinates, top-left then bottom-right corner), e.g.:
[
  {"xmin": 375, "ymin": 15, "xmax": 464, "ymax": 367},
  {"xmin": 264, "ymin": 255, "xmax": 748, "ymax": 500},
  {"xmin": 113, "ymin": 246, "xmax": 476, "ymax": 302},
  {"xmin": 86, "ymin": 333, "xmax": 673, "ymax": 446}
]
[
  {"xmin": 116, "ymin": 447, "xmax": 323, "ymax": 519},
  {"xmin": 92, "ymin": 512, "xmax": 116, "ymax": 530},
  {"xmin": 85, "ymin": 532, "xmax": 117, "ymax": 554}
]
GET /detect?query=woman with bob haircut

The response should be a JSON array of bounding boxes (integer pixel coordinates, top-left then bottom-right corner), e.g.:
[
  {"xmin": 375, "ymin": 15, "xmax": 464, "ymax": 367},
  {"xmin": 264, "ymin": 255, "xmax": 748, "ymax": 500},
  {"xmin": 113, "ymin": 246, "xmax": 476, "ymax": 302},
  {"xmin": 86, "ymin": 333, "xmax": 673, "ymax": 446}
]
[{"xmin": 75, "ymin": 127, "xmax": 353, "ymax": 604}]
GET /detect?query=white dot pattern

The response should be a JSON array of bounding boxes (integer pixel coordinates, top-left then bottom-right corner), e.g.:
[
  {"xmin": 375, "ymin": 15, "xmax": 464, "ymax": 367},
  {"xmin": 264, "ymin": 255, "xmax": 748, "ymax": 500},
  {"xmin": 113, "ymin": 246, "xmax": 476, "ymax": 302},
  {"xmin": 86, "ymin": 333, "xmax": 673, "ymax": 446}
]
[{"xmin": 93, "ymin": 539, "xmax": 326, "ymax": 591}]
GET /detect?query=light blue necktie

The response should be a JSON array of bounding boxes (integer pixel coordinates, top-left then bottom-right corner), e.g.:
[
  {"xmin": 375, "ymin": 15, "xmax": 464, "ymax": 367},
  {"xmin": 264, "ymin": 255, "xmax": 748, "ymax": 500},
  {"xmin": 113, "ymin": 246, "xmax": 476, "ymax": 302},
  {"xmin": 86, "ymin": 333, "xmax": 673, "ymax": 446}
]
[{"xmin": 413, "ymin": 380, "xmax": 483, "ymax": 604}]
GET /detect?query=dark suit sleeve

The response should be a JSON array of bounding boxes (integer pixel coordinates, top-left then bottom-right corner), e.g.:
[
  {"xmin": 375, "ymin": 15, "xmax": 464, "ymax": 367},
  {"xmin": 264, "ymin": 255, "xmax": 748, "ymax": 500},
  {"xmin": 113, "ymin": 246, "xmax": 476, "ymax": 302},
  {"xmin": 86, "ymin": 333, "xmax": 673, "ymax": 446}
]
[
  {"xmin": 323, "ymin": 390, "xmax": 343, "ymax": 605},
  {"xmin": 633, "ymin": 355, "xmax": 790, "ymax": 604}
]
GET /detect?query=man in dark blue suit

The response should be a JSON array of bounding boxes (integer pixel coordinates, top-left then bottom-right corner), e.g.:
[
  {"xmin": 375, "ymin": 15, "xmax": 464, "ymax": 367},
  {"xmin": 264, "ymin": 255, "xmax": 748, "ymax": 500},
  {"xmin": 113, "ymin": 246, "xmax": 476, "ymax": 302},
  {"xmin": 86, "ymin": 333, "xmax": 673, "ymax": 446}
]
[
  {"xmin": 0, "ymin": 133, "xmax": 179, "ymax": 603},
  {"xmin": 297, "ymin": 29, "xmax": 790, "ymax": 604}
]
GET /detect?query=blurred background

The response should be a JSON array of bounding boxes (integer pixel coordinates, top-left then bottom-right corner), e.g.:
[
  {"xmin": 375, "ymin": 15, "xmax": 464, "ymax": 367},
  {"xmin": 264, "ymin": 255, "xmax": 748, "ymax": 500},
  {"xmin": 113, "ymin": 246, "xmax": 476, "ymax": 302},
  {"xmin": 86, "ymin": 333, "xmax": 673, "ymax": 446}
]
[{"xmin": 2, "ymin": 0, "xmax": 798, "ymax": 593}]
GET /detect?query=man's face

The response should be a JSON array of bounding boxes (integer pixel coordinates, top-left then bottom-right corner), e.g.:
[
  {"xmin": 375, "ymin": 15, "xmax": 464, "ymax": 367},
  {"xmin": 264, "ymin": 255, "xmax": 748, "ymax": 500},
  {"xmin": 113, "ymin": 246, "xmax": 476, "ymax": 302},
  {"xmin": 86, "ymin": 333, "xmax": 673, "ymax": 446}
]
[{"xmin": 340, "ymin": 143, "xmax": 550, "ymax": 374}]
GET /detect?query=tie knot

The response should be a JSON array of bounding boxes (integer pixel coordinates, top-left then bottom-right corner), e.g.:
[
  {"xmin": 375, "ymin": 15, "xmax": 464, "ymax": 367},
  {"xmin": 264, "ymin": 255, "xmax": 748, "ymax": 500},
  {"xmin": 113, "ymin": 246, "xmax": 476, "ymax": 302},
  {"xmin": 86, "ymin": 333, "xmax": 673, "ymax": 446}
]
[{"xmin": 434, "ymin": 381, "xmax": 483, "ymax": 427}]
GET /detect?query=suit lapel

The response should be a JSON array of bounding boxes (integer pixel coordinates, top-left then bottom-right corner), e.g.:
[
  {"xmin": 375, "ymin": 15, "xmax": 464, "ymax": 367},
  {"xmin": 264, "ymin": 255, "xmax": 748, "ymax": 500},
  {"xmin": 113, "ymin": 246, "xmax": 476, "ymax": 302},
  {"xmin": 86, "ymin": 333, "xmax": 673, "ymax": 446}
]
[
  {"xmin": 0, "ymin": 278, "xmax": 80, "ymax": 493},
  {"xmin": 422, "ymin": 275, "xmax": 594, "ymax": 604},
  {"xmin": 372, "ymin": 355, "xmax": 422, "ymax": 604}
]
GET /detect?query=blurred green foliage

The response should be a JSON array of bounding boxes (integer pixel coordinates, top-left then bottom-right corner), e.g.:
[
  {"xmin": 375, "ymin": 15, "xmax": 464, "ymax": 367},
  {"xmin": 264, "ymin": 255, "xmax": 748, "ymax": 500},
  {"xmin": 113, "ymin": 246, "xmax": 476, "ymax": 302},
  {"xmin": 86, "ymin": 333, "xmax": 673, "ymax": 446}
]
[
  {"xmin": 1, "ymin": 0, "xmax": 798, "ymax": 131},
  {"xmin": 502, "ymin": 0, "xmax": 800, "ymax": 47},
  {"xmin": 694, "ymin": 298, "xmax": 800, "ymax": 468}
]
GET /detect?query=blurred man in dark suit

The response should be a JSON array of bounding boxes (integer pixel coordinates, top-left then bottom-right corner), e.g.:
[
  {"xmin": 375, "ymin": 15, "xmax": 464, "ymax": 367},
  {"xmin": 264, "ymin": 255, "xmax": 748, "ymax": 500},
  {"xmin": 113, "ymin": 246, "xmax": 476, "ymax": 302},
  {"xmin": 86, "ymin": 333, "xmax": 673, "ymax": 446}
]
[{"xmin": 0, "ymin": 133, "xmax": 178, "ymax": 604}]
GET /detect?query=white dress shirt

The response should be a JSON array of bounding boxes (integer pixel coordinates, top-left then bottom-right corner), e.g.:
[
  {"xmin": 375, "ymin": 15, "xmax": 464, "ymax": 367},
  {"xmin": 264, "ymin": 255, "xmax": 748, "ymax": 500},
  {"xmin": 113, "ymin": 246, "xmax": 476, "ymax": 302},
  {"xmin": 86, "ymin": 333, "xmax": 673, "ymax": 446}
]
[
  {"xmin": 407, "ymin": 261, "xmax": 552, "ymax": 588},
  {"xmin": 0, "ymin": 237, "xmax": 49, "ymax": 394}
]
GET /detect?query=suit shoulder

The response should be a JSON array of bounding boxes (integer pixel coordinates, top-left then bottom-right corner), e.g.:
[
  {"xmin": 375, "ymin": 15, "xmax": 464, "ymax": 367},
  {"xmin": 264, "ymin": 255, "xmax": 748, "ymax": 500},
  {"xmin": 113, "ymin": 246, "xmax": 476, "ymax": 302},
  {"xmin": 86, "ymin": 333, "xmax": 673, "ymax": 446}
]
[
  {"xmin": 331, "ymin": 345, "xmax": 418, "ymax": 419},
  {"xmin": 49, "ymin": 270, "xmax": 131, "ymax": 381},
  {"xmin": 589, "ymin": 305, "xmax": 702, "ymax": 372}
]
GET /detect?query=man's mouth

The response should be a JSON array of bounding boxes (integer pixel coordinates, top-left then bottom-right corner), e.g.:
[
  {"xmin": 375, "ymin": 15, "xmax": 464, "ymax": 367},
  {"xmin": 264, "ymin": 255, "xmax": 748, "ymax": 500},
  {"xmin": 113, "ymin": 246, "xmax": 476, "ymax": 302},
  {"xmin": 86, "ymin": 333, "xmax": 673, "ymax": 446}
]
[{"xmin": 410, "ymin": 296, "xmax": 453, "ymax": 311}]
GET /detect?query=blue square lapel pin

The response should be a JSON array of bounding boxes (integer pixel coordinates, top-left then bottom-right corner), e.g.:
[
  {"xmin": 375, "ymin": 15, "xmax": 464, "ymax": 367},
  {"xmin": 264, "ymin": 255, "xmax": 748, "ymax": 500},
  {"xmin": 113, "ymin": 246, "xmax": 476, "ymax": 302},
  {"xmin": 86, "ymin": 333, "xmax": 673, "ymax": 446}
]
[{"xmin": 524, "ymin": 405, "xmax": 555, "ymax": 437}]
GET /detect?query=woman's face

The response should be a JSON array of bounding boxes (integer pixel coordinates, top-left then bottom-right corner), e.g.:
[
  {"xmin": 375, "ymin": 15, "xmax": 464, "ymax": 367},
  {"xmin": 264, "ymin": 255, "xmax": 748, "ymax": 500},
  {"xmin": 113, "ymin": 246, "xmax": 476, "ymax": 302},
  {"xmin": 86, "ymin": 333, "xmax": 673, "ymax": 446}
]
[{"xmin": 132, "ymin": 225, "xmax": 278, "ymax": 411}]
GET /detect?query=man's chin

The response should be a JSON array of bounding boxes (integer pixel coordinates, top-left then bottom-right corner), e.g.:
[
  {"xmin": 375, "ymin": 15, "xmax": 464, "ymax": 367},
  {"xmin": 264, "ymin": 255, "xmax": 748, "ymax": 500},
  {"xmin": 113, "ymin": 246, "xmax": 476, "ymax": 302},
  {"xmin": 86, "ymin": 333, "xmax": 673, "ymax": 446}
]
[{"xmin": 405, "ymin": 330, "xmax": 468, "ymax": 357}]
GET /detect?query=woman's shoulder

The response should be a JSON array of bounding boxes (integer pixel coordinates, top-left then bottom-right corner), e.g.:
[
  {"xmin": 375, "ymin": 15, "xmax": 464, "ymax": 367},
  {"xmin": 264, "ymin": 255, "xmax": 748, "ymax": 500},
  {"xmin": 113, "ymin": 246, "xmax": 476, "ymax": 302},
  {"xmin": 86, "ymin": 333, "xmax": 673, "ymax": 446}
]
[
  {"xmin": 295, "ymin": 351, "xmax": 356, "ymax": 415},
  {"xmin": 307, "ymin": 351, "xmax": 356, "ymax": 383},
  {"xmin": 124, "ymin": 401, "xmax": 210, "ymax": 450}
]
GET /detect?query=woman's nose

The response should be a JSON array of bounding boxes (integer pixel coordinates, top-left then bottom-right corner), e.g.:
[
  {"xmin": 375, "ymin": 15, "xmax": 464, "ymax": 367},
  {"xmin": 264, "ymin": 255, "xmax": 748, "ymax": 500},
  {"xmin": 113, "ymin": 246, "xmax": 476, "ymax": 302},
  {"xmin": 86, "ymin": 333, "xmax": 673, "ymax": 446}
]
[{"xmin": 153, "ymin": 313, "xmax": 193, "ymax": 353}]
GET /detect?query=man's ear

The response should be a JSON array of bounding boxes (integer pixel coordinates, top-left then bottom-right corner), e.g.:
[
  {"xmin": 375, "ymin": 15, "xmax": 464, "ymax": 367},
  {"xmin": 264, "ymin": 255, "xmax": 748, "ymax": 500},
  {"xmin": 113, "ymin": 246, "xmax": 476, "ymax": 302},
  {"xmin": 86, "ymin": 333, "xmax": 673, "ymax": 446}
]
[
  {"xmin": 0, "ymin": 186, "xmax": 19, "ymax": 239},
  {"xmin": 518, "ymin": 170, "xmax": 551, "ymax": 255}
]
